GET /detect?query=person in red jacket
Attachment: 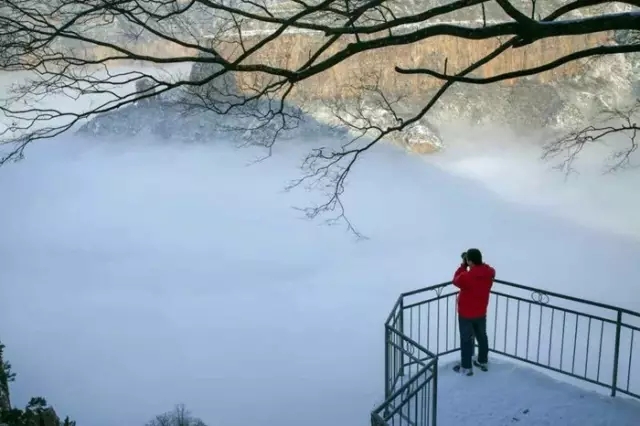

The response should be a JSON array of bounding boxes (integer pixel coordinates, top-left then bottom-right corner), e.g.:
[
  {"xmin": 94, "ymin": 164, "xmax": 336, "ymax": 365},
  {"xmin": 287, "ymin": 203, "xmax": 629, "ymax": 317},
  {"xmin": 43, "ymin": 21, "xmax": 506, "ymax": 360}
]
[{"xmin": 452, "ymin": 248, "xmax": 495, "ymax": 376}]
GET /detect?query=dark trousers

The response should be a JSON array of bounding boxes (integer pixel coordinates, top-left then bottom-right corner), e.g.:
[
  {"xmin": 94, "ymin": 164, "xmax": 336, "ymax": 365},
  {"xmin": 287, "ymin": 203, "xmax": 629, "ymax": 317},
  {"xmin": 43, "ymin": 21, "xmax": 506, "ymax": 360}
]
[{"xmin": 459, "ymin": 316, "xmax": 489, "ymax": 369}]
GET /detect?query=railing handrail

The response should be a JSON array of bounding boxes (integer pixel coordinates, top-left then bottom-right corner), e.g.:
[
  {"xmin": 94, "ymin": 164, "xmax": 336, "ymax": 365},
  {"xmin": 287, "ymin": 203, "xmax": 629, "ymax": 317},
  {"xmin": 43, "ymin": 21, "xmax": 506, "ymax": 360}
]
[
  {"xmin": 374, "ymin": 278, "xmax": 640, "ymax": 426},
  {"xmin": 401, "ymin": 279, "xmax": 640, "ymax": 318},
  {"xmin": 373, "ymin": 359, "xmax": 437, "ymax": 417},
  {"xmin": 386, "ymin": 326, "xmax": 437, "ymax": 361},
  {"xmin": 384, "ymin": 295, "xmax": 403, "ymax": 326}
]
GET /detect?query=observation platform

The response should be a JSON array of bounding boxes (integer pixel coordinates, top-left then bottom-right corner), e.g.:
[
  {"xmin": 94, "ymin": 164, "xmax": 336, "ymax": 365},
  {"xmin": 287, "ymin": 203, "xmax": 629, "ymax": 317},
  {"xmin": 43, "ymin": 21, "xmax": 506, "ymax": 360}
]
[
  {"xmin": 371, "ymin": 280, "xmax": 640, "ymax": 426},
  {"xmin": 435, "ymin": 357, "xmax": 640, "ymax": 426}
]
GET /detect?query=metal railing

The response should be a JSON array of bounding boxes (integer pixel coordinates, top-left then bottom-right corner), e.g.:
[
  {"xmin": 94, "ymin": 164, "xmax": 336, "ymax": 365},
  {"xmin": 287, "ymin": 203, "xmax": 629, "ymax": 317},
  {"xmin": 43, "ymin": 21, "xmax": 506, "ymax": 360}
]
[{"xmin": 371, "ymin": 279, "xmax": 640, "ymax": 426}]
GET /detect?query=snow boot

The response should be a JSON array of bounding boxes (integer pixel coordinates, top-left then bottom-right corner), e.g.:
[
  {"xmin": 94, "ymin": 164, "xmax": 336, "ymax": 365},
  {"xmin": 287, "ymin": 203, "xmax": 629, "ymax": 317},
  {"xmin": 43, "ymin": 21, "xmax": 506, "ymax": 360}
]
[
  {"xmin": 473, "ymin": 359, "xmax": 488, "ymax": 372},
  {"xmin": 452, "ymin": 364, "xmax": 474, "ymax": 376}
]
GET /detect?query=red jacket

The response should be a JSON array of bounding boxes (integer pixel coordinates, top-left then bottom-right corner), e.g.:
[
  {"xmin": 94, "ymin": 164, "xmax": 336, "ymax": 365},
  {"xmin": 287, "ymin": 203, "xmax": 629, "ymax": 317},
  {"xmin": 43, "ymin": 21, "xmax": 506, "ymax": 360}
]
[{"xmin": 452, "ymin": 263, "xmax": 495, "ymax": 319}]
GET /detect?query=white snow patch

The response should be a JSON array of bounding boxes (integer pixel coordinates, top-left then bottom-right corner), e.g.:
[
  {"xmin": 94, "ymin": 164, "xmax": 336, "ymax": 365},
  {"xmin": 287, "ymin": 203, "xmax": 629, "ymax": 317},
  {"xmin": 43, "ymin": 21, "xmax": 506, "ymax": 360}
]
[{"xmin": 434, "ymin": 358, "xmax": 640, "ymax": 426}]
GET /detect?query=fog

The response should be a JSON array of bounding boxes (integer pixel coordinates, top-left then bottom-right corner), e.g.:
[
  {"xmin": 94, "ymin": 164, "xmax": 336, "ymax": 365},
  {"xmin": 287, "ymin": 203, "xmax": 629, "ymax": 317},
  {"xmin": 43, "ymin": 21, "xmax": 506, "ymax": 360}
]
[
  {"xmin": 427, "ymin": 125, "xmax": 640, "ymax": 239},
  {"xmin": 1, "ymin": 116, "xmax": 640, "ymax": 425}
]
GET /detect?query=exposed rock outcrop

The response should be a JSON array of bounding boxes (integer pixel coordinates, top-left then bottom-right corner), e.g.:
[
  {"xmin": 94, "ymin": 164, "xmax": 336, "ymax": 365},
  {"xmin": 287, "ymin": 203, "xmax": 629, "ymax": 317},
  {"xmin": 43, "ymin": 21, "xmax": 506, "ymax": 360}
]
[
  {"xmin": 614, "ymin": 30, "xmax": 640, "ymax": 95},
  {"xmin": 135, "ymin": 77, "xmax": 157, "ymax": 100},
  {"xmin": 312, "ymin": 102, "xmax": 443, "ymax": 153},
  {"xmin": 186, "ymin": 51, "xmax": 240, "ymax": 107},
  {"xmin": 8, "ymin": 1, "xmax": 637, "ymax": 152},
  {"xmin": 75, "ymin": 97, "xmax": 350, "ymax": 147}
]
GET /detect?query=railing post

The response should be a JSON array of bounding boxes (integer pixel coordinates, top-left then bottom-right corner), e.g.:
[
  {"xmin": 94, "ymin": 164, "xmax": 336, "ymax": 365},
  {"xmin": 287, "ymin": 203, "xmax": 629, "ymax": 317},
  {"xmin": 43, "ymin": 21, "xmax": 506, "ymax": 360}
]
[
  {"xmin": 384, "ymin": 325, "xmax": 391, "ymax": 400},
  {"xmin": 431, "ymin": 360, "xmax": 438, "ymax": 426},
  {"xmin": 399, "ymin": 297, "xmax": 405, "ymax": 377},
  {"xmin": 611, "ymin": 310, "xmax": 623, "ymax": 397}
]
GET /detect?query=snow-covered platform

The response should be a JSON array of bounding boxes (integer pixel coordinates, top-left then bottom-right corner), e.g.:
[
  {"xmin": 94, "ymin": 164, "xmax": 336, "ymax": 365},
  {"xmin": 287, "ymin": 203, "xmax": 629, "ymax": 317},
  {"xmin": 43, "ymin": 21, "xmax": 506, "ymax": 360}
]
[{"xmin": 437, "ymin": 358, "xmax": 640, "ymax": 426}]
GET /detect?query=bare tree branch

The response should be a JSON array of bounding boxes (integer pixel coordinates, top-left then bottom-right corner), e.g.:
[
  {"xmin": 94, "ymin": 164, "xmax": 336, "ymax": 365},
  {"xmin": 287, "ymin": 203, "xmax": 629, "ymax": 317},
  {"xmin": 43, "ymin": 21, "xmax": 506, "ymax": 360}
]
[
  {"xmin": 146, "ymin": 404, "xmax": 207, "ymax": 426},
  {"xmin": 543, "ymin": 99, "xmax": 640, "ymax": 174},
  {"xmin": 1, "ymin": 0, "xmax": 639, "ymax": 232},
  {"xmin": 395, "ymin": 43, "xmax": 639, "ymax": 84}
]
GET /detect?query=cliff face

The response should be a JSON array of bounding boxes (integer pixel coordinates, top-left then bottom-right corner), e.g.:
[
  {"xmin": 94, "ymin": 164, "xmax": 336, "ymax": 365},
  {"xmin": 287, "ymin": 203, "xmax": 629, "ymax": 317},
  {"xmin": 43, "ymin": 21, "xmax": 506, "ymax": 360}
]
[
  {"xmin": 215, "ymin": 31, "xmax": 612, "ymax": 101},
  {"xmin": 206, "ymin": 29, "xmax": 635, "ymax": 151},
  {"xmin": 198, "ymin": 2, "xmax": 637, "ymax": 150},
  {"xmin": 7, "ymin": 1, "xmax": 638, "ymax": 151}
]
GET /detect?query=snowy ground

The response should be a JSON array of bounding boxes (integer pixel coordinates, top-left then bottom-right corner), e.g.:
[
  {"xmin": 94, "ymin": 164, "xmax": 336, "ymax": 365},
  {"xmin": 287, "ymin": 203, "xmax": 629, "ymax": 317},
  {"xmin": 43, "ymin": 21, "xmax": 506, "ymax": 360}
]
[
  {"xmin": 1, "ymin": 74, "xmax": 640, "ymax": 426},
  {"xmin": 437, "ymin": 357, "xmax": 640, "ymax": 426}
]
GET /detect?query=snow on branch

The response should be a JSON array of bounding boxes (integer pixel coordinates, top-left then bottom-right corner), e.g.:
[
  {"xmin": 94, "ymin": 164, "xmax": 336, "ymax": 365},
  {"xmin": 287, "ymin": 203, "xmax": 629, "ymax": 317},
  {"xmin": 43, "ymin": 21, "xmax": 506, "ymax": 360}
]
[{"xmin": 0, "ymin": 0, "xmax": 639, "ymax": 229}]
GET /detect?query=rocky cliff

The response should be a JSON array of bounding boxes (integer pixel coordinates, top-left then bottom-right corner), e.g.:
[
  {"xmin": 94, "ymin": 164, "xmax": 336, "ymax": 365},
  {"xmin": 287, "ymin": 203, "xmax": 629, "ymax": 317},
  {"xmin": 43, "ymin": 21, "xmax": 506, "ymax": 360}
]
[
  {"xmin": 163, "ymin": 1, "xmax": 640, "ymax": 151},
  {"xmin": 7, "ymin": 1, "xmax": 639, "ymax": 152}
]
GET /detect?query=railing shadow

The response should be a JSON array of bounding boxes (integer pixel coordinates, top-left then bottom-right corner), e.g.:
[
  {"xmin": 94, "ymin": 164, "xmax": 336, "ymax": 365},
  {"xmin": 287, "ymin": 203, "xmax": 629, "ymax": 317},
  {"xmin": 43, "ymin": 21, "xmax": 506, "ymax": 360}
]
[{"xmin": 372, "ymin": 280, "xmax": 640, "ymax": 426}]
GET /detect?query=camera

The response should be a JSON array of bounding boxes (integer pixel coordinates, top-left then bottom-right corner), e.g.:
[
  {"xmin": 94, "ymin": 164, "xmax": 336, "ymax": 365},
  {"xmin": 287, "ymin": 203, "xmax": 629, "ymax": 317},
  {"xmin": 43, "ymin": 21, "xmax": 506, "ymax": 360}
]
[{"xmin": 461, "ymin": 251, "xmax": 468, "ymax": 264}]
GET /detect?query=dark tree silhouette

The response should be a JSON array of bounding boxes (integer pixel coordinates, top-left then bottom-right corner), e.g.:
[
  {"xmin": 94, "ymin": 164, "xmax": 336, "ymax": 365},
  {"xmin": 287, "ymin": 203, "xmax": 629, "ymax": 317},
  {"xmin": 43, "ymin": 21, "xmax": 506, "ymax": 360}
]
[
  {"xmin": 1, "ymin": 0, "xmax": 638, "ymax": 227},
  {"xmin": 145, "ymin": 404, "xmax": 207, "ymax": 426},
  {"xmin": 0, "ymin": 341, "xmax": 76, "ymax": 426}
]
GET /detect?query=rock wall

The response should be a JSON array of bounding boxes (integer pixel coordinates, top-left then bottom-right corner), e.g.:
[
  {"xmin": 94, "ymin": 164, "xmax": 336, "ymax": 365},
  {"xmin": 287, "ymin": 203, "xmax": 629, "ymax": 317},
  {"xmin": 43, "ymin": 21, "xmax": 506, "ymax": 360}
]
[
  {"xmin": 208, "ymin": 30, "xmax": 633, "ymax": 152},
  {"xmin": 213, "ymin": 31, "xmax": 613, "ymax": 101},
  {"xmin": 85, "ymin": 27, "xmax": 627, "ymax": 152},
  {"xmin": 6, "ymin": 1, "xmax": 636, "ymax": 152}
]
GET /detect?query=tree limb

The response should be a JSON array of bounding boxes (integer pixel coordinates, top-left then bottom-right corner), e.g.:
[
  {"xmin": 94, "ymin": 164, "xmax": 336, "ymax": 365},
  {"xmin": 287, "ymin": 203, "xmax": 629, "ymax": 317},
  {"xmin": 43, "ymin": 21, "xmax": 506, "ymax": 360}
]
[{"xmin": 1, "ymin": 0, "xmax": 639, "ymax": 232}]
